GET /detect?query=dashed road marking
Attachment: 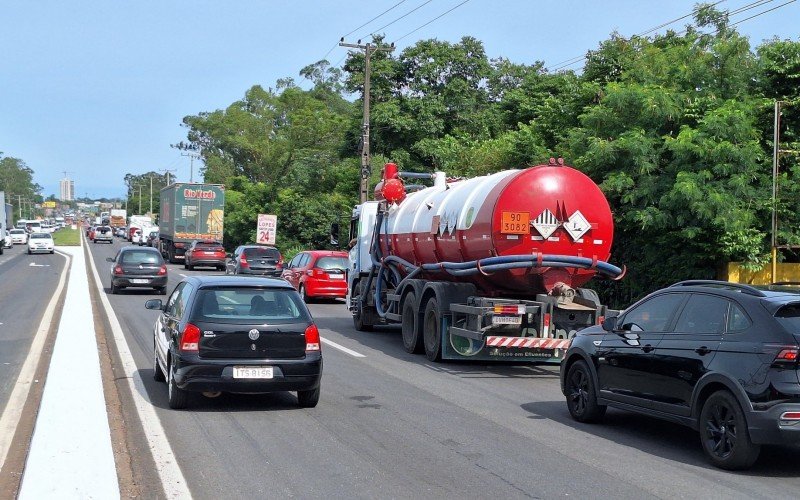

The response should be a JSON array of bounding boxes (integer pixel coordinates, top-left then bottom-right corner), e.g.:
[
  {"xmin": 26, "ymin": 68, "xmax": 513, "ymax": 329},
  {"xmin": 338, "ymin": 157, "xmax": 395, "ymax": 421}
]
[{"xmin": 320, "ymin": 337, "xmax": 366, "ymax": 358}]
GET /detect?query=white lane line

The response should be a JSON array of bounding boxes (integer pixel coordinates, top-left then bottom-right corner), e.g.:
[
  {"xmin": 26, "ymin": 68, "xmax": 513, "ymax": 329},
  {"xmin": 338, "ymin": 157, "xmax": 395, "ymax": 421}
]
[
  {"xmin": 0, "ymin": 251, "xmax": 70, "ymax": 471},
  {"xmin": 179, "ymin": 273, "xmax": 187, "ymax": 277},
  {"xmin": 86, "ymin": 240, "xmax": 192, "ymax": 499},
  {"xmin": 321, "ymin": 337, "xmax": 366, "ymax": 358}
]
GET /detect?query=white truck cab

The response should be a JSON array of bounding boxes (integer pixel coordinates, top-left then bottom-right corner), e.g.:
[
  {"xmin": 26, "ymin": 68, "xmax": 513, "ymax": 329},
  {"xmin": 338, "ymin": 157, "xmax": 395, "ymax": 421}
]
[{"xmin": 346, "ymin": 201, "xmax": 379, "ymax": 310}]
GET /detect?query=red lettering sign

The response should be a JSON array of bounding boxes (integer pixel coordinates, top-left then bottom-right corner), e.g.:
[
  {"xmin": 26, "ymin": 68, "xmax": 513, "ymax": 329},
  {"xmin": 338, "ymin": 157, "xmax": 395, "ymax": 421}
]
[{"xmin": 183, "ymin": 189, "xmax": 216, "ymax": 200}]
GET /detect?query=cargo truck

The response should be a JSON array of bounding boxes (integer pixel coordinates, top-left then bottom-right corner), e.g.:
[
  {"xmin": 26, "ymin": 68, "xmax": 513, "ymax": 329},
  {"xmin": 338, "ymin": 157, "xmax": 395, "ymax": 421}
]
[
  {"xmin": 347, "ymin": 160, "xmax": 624, "ymax": 363},
  {"xmin": 158, "ymin": 183, "xmax": 224, "ymax": 263},
  {"xmin": 110, "ymin": 209, "xmax": 127, "ymax": 228}
]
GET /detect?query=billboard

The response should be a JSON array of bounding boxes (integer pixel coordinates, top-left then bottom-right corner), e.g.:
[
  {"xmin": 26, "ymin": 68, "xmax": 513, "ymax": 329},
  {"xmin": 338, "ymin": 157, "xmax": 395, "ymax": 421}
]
[{"xmin": 256, "ymin": 214, "xmax": 277, "ymax": 245}]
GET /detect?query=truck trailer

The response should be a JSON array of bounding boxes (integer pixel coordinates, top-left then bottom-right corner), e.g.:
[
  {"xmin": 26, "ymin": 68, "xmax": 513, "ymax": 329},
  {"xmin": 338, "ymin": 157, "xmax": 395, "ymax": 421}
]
[
  {"xmin": 347, "ymin": 160, "xmax": 624, "ymax": 363},
  {"xmin": 109, "ymin": 209, "xmax": 127, "ymax": 228},
  {"xmin": 158, "ymin": 183, "xmax": 224, "ymax": 263}
]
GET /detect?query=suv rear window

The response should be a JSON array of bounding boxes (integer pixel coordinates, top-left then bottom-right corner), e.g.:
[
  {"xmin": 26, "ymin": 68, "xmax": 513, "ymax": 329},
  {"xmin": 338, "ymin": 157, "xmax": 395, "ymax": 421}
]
[
  {"xmin": 30, "ymin": 233, "xmax": 52, "ymax": 239},
  {"xmin": 775, "ymin": 303, "xmax": 800, "ymax": 332},
  {"xmin": 192, "ymin": 288, "xmax": 309, "ymax": 324},
  {"xmin": 243, "ymin": 247, "xmax": 280, "ymax": 259}
]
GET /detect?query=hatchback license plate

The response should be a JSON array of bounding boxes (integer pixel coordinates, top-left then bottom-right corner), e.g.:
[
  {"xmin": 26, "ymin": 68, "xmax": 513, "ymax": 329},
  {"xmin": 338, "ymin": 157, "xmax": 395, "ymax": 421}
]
[
  {"xmin": 492, "ymin": 315, "xmax": 522, "ymax": 325},
  {"xmin": 233, "ymin": 366, "xmax": 273, "ymax": 379},
  {"xmin": 131, "ymin": 279, "xmax": 149, "ymax": 284},
  {"xmin": 329, "ymin": 273, "xmax": 344, "ymax": 279}
]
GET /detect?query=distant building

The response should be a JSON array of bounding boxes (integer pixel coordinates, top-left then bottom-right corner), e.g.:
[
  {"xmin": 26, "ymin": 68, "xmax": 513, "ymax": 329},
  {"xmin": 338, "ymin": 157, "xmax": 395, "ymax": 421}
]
[{"xmin": 59, "ymin": 178, "xmax": 74, "ymax": 201}]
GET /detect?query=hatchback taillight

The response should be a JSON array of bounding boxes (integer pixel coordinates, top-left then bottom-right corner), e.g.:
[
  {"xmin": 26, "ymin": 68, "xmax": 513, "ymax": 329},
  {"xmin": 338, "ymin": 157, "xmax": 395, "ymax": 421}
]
[
  {"xmin": 775, "ymin": 348, "xmax": 799, "ymax": 362},
  {"xmin": 114, "ymin": 265, "xmax": 124, "ymax": 275},
  {"xmin": 181, "ymin": 323, "xmax": 200, "ymax": 352},
  {"xmin": 158, "ymin": 265, "xmax": 167, "ymax": 276},
  {"xmin": 305, "ymin": 324, "xmax": 321, "ymax": 352},
  {"xmin": 240, "ymin": 255, "xmax": 249, "ymax": 268}
]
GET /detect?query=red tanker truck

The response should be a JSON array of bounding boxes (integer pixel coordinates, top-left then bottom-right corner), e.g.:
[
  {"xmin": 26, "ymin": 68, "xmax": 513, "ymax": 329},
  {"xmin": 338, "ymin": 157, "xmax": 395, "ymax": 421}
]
[{"xmin": 346, "ymin": 158, "xmax": 625, "ymax": 363}]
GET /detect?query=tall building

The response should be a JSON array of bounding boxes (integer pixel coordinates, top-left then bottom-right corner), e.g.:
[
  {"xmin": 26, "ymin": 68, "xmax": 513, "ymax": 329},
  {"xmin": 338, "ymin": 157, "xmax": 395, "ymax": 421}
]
[{"xmin": 59, "ymin": 178, "xmax": 75, "ymax": 201}]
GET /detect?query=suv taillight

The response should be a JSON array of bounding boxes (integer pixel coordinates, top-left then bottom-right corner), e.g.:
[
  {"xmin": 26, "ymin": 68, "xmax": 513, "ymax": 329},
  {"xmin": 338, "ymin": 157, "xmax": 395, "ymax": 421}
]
[
  {"xmin": 305, "ymin": 324, "xmax": 321, "ymax": 352},
  {"xmin": 181, "ymin": 323, "xmax": 200, "ymax": 352},
  {"xmin": 775, "ymin": 348, "xmax": 799, "ymax": 362}
]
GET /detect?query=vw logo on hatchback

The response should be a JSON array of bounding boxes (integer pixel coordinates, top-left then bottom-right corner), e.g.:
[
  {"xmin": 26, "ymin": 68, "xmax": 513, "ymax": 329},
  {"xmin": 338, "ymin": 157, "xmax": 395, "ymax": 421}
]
[{"xmin": 248, "ymin": 329, "xmax": 260, "ymax": 341}]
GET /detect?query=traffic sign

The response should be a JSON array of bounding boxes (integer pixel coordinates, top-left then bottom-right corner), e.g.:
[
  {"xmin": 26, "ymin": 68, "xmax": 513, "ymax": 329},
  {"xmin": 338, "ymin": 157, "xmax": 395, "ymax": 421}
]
[{"xmin": 256, "ymin": 214, "xmax": 277, "ymax": 245}]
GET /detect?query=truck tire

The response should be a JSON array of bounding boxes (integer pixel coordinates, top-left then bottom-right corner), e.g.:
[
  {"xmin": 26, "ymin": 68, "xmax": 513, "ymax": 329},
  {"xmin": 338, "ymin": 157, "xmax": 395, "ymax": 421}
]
[
  {"xmin": 352, "ymin": 280, "xmax": 374, "ymax": 332},
  {"xmin": 423, "ymin": 297, "xmax": 443, "ymax": 362},
  {"xmin": 401, "ymin": 292, "xmax": 423, "ymax": 354}
]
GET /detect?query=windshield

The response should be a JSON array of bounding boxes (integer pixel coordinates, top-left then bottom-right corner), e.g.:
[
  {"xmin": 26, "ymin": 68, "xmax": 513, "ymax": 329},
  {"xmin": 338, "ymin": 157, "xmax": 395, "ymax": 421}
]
[
  {"xmin": 10, "ymin": 229, "xmax": 24, "ymax": 234},
  {"xmin": 315, "ymin": 256, "xmax": 348, "ymax": 271},
  {"xmin": 192, "ymin": 288, "xmax": 309, "ymax": 325},
  {"xmin": 30, "ymin": 233, "xmax": 52, "ymax": 239}
]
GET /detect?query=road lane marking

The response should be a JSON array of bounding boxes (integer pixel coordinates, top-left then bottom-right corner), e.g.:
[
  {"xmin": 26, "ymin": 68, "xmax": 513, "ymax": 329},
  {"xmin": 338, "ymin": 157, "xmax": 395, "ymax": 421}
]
[
  {"xmin": 321, "ymin": 337, "xmax": 366, "ymax": 358},
  {"xmin": 28, "ymin": 263, "xmax": 50, "ymax": 267},
  {"xmin": 85, "ymin": 241, "xmax": 192, "ymax": 499},
  {"xmin": 179, "ymin": 273, "xmax": 187, "ymax": 277},
  {"xmin": 0, "ymin": 251, "xmax": 69, "ymax": 472}
]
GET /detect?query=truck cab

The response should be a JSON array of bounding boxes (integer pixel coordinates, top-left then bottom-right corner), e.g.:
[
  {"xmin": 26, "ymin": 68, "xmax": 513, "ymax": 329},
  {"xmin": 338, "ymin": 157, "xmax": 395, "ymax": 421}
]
[{"xmin": 346, "ymin": 202, "xmax": 379, "ymax": 311}]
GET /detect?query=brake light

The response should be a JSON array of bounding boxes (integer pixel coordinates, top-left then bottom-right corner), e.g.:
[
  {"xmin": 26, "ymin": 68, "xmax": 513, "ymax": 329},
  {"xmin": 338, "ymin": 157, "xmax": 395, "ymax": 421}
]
[
  {"xmin": 305, "ymin": 324, "xmax": 321, "ymax": 352},
  {"xmin": 114, "ymin": 265, "xmax": 124, "ymax": 275},
  {"xmin": 780, "ymin": 412, "xmax": 800, "ymax": 420},
  {"xmin": 157, "ymin": 265, "xmax": 167, "ymax": 276},
  {"xmin": 181, "ymin": 323, "xmax": 200, "ymax": 352},
  {"xmin": 308, "ymin": 268, "xmax": 326, "ymax": 277},
  {"xmin": 597, "ymin": 315, "xmax": 605, "ymax": 326},
  {"xmin": 776, "ymin": 348, "xmax": 799, "ymax": 361},
  {"xmin": 240, "ymin": 255, "xmax": 249, "ymax": 268},
  {"xmin": 493, "ymin": 304, "xmax": 525, "ymax": 315}
]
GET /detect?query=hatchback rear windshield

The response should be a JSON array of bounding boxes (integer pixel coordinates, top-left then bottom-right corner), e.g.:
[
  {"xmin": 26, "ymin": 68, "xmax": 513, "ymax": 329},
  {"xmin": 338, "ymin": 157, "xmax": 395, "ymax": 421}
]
[
  {"xmin": 243, "ymin": 247, "xmax": 280, "ymax": 259},
  {"xmin": 30, "ymin": 233, "xmax": 52, "ymax": 239},
  {"xmin": 191, "ymin": 288, "xmax": 309, "ymax": 325},
  {"xmin": 120, "ymin": 251, "xmax": 161, "ymax": 264},
  {"xmin": 315, "ymin": 256, "xmax": 348, "ymax": 271},
  {"xmin": 775, "ymin": 303, "xmax": 800, "ymax": 332}
]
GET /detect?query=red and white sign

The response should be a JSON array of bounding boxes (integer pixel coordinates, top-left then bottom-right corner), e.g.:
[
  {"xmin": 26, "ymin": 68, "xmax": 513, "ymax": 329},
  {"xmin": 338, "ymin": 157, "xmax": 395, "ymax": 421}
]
[{"xmin": 256, "ymin": 214, "xmax": 277, "ymax": 245}]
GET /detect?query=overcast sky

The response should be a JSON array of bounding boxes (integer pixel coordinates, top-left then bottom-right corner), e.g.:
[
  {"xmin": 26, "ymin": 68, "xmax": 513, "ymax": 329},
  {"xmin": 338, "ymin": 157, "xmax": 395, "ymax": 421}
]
[{"xmin": 1, "ymin": 0, "xmax": 797, "ymax": 199}]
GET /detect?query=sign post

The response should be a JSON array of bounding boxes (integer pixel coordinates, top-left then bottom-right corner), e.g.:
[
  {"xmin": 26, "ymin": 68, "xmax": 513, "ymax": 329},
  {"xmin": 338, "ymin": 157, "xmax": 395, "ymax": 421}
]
[{"xmin": 256, "ymin": 214, "xmax": 277, "ymax": 245}]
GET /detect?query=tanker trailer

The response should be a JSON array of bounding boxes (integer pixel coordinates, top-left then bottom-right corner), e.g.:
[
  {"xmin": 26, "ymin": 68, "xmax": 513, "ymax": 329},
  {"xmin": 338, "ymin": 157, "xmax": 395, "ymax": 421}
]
[{"xmin": 346, "ymin": 159, "xmax": 625, "ymax": 363}]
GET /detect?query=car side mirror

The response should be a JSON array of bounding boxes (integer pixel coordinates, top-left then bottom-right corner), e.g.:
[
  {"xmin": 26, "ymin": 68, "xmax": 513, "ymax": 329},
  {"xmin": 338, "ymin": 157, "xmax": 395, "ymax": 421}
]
[
  {"xmin": 106, "ymin": 257, "xmax": 115, "ymax": 262},
  {"xmin": 601, "ymin": 316, "xmax": 617, "ymax": 332},
  {"xmin": 145, "ymin": 299, "xmax": 164, "ymax": 310}
]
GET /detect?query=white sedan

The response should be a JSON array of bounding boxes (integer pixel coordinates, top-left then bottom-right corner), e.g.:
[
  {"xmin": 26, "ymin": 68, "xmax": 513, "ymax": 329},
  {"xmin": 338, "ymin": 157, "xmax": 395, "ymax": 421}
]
[
  {"xmin": 28, "ymin": 232, "xmax": 54, "ymax": 254},
  {"xmin": 9, "ymin": 229, "xmax": 28, "ymax": 245}
]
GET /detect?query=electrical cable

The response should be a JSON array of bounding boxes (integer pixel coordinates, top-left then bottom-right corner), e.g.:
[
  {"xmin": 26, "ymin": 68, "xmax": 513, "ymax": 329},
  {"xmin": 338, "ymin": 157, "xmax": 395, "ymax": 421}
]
[
  {"xmin": 392, "ymin": 0, "xmax": 472, "ymax": 44},
  {"xmin": 365, "ymin": 0, "xmax": 435, "ymax": 39},
  {"xmin": 343, "ymin": 0, "xmax": 410, "ymax": 40}
]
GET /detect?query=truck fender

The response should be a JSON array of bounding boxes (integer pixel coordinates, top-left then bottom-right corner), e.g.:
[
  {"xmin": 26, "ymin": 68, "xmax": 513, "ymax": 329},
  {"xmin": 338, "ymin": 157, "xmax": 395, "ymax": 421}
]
[{"xmin": 419, "ymin": 282, "xmax": 477, "ymax": 314}]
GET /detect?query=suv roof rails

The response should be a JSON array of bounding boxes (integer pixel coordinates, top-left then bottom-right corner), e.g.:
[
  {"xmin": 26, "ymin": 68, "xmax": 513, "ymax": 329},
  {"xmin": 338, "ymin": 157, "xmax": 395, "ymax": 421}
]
[{"xmin": 669, "ymin": 280, "xmax": 766, "ymax": 297}]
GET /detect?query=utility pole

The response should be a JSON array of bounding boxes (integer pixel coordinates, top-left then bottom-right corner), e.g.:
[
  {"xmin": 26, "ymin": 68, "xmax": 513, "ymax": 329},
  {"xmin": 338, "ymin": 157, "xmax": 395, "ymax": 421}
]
[
  {"xmin": 138, "ymin": 185, "xmax": 142, "ymax": 214},
  {"xmin": 182, "ymin": 152, "xmax": 200, "ymax": 183},
  {"xmin": 149, "ymin": 174, "xmax": 155, "ymax": 216},
  {"xmin": 339, "ymin": 38, "xmax": 394, "ymax": 203},
  {"xmin": 160, "ymin": 168, "xmax": 177, "ymax": 187}
]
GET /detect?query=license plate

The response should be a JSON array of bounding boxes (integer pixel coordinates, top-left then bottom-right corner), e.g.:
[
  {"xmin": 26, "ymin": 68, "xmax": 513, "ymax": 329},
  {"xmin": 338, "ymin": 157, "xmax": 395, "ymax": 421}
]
[
  {"xmin": 131, "ymin": 279, "xmax": 149, "ymax": 284},
  {"xmin": 329, "ymin": 273, "xmax": 344, "ymax": 279},
  {"xmin": 492, "ymin": 315, "xmax": 522, "ymax": 325},
  {"xmin": 233, "ymin": 366, "xmax": 273, "ymax": 379}
]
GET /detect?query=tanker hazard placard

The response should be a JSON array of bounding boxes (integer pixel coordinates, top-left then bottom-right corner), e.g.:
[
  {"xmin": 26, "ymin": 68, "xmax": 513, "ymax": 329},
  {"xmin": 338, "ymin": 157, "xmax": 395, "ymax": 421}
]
[
  {"xmin": 256, "ymin": 214, "xmax": 277, "ymax": 245},
  {"xmin": 501, "ymin": 211, "xmax": 530, "ymax": 234}
]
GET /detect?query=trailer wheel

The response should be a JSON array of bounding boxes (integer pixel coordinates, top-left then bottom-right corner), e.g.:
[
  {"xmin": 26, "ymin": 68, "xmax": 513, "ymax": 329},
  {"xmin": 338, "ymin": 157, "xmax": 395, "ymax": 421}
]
[
  {"xmin": 401, "ymin": 292, "xmax": 423, "ymax": 354},
  {"xmin": 423, "ymin": 297, "xmax": 442, "ymax": 362}
]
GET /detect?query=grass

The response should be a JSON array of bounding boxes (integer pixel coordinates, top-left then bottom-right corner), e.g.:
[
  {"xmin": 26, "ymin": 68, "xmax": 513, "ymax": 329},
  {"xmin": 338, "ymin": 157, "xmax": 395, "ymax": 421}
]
[{"xmin": 53, "ymin": 228, "xmax": 81, "ymax": 246}]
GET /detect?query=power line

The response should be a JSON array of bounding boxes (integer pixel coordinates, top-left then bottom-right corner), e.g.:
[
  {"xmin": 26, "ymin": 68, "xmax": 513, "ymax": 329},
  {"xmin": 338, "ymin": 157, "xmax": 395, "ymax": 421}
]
[
  {"xmin": 343, "ymin": 0, "xmax": 410, "ymax": 40},
  {"xmin": 366, "ymin": 0, "xmax": 435, "ymax": 39},
  {"xmin": 549, "ymin": 0, "xmax": 764, "ymax": 71},
  {"xmin": 569, "ymin": 0, "xmax": 795, "ymax": 73},
  {"xmin": 393, "ymin": 0, "xmax": 472, "ymax": 44}
]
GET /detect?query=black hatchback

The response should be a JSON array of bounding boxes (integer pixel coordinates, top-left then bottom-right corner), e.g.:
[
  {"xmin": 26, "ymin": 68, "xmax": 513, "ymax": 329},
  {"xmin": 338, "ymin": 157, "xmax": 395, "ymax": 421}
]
[
  {"xmin": 561, "ymin": 280, "xmax": 800, "ymax": 470},
  {"xmin": 226, "ymin": 245, "xmax": 283, "ymax": 277},
  {"xmin": 146, "ymin": 276, "xmax": 322, "ymax": 409},
  {"xmin": 108, "ymin": 246, "xmax": 168, "ymax": 295}
]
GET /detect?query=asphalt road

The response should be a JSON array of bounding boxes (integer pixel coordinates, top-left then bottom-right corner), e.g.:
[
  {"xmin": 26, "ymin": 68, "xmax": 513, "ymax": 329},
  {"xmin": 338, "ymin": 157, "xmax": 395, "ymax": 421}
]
[
  {"xmin": 0, "ymin": 244, "xmax": 66, "ymax": 413},
  {"xmin": 86, "ymin": 238, "xmax": 800, "ymax": 500}
]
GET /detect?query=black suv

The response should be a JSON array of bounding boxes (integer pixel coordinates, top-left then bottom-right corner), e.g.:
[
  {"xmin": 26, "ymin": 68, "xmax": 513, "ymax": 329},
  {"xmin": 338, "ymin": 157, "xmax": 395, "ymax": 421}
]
[{"xmin": 561, "ymin": 280, "xmax": 800, "ymax": 470}]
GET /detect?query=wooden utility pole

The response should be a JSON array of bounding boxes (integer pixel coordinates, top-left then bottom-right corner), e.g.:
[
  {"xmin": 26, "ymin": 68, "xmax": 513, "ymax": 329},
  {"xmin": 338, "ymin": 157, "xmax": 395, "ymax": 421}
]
[
  {"xmin": 182, "ymin": 152, "xmax": 200, "ymax": 183},
  {"xmin": 339, "ymin": 39, "xmax": 394, "ymax": 203}
]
